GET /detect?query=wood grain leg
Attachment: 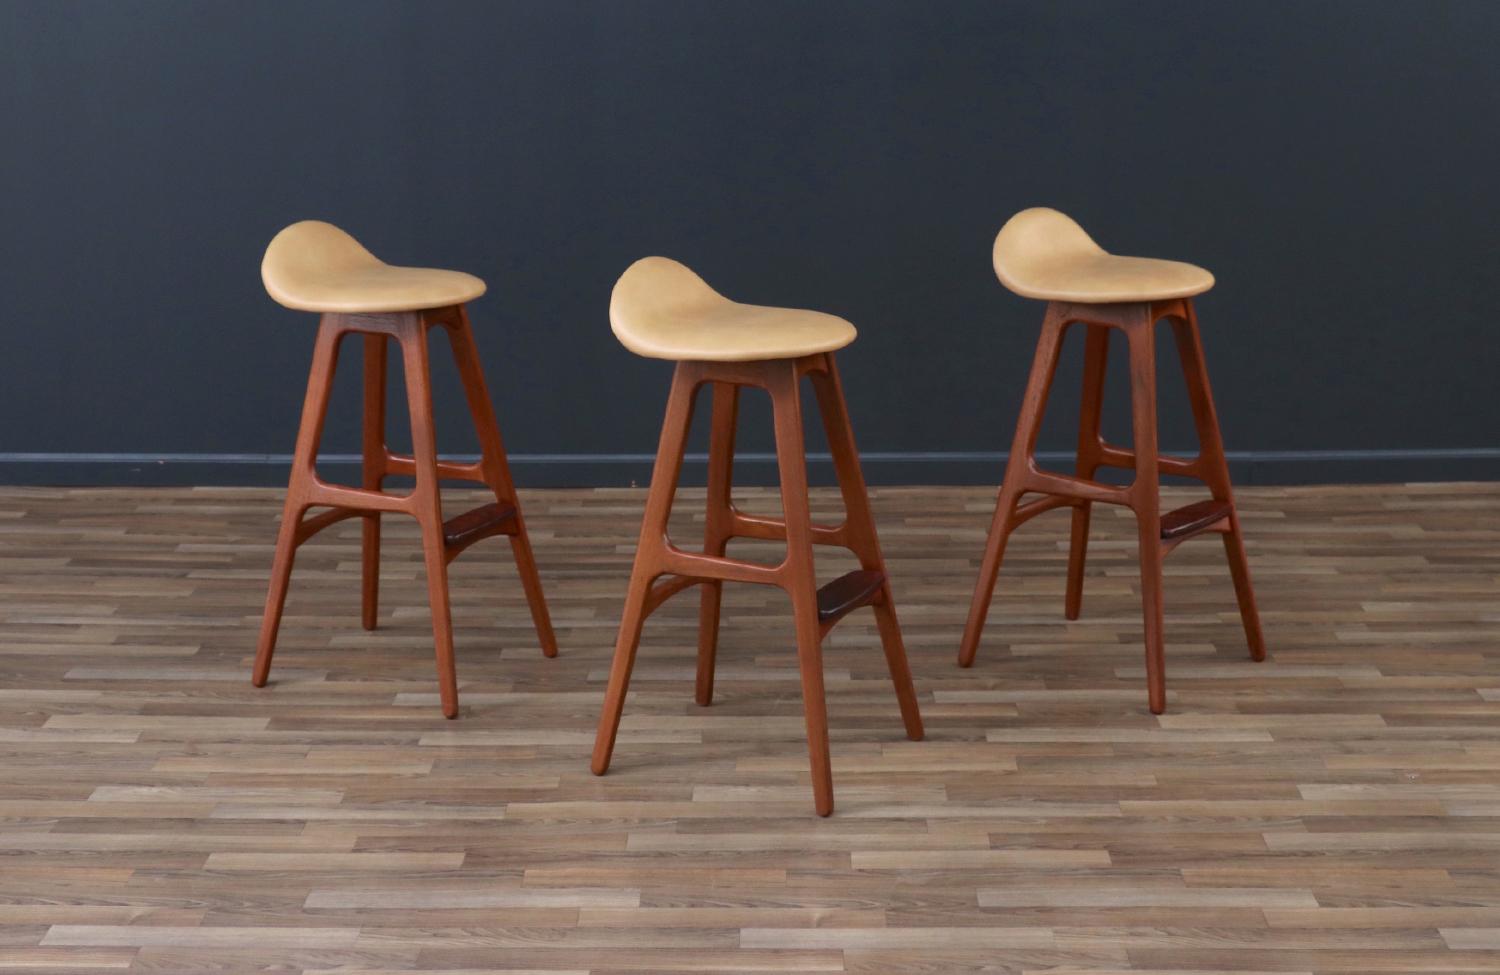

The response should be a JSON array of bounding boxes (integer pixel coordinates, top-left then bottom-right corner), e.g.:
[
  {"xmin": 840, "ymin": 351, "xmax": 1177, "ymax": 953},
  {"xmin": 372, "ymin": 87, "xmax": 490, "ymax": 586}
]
[
  {"xmin": 399, "ymin": 321, "xmax": 459, "ymax": 719},
  {"xmin": 1221, "ymin": 519, "xmax": 1265, "ymax": 660},
  {"xmin": 360, "ymin": 333, "xmax": 387, "ymax": 632},
  {"xmin": 252, "ymin": 496, "xmax": 305, "ymax": 689},
  {"xmin": 810, "ymin": 356, "xmax": 922, "ymax": 741},
  {"xmin": 1172, "ymin": 306, "xmax": 1266, "ymax": 661},
  {"xmin": 696, "ymin": 381, "xmax": 739, "ymax": 707},
  {"xmin": 957, "ymin": 487, "xmax": 1019, "ymax": 669},
  {"xmin": 253, "ymin": 317, "xmax": 344, "ymax": 688},
  {"xmin": 959, "ymin": 307, "xmax": 1067, "ymax": 667},
  {"xmin": 1125, "ymin": 311, "xmax": 1167, "ymax": 714},
  {"xmin": 506, "ymin": 526, "xmax": 559, "ymax": 657},
  {"xmin": 1065, "ymin": 323, "xmax": 1109, "ymax": 620},
  {"xmin": 592, "ymin": 364, "xmax": 699, "ymax": 775},
  {"xmin": 870, "ymin": 597, "xmax": 923, "ymax": 740},
  {"xmin": 448, "ymin": 309, "xmax": 558, "ymax": 658},
  {"xmin": 770, "ymin": 365, "xmax": 834, "ymax": 816}
]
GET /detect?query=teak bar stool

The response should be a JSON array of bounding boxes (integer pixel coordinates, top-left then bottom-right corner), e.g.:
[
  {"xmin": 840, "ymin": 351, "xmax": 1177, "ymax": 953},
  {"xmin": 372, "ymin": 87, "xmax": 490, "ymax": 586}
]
[
  {"xmin": 252, "ymin": 221, "xmax": 557, "ymax": 718},
  {"xmin": 958, "ymin": 208, "xmax": 1265, "ymax": 714},
  {"xmin": 591, "ymin": 258, "xmax": 924, "ymax": 816}
]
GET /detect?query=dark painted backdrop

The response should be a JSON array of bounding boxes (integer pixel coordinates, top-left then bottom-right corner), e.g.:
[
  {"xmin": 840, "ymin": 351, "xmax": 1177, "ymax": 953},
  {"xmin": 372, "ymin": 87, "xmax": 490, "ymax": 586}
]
[{"xmin": 3, "ymin": 0, "xmax": 1498, "ymax": 487}]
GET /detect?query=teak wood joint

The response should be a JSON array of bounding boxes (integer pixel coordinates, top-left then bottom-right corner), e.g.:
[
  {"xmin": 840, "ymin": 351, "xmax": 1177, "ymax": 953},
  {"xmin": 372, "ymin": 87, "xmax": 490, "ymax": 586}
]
[
  {"xmin": 251, "ymin": 304, "xmax": 557, "ymax": 719},
  {"xmin": 591, "ymin": 352, "xmax": 924, "ymax": 816},
  {"xmin": 959, "ymin": 298, "xmax": 1266, "ymax": 715}
]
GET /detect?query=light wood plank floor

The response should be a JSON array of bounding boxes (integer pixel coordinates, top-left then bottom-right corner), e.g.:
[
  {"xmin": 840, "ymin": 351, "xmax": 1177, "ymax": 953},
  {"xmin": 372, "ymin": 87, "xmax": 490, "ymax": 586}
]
[{"xmin": 1, "ymin": 482, "xmax": 1498, "ymax": 974}]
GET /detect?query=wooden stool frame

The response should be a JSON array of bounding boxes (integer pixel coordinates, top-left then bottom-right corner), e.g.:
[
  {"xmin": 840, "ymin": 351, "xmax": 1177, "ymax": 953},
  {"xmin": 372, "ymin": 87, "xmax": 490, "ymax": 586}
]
[
  {"xmin": 958, "ymin": 297, "xmax": 1265, "ymax": 714},
  {"xmin": 591, "ymin": 352, "xmax": 924, "ymax": 816},
  {"xmin": 252, "ymin": 304, "xmax": 557, "ymax": 718}
]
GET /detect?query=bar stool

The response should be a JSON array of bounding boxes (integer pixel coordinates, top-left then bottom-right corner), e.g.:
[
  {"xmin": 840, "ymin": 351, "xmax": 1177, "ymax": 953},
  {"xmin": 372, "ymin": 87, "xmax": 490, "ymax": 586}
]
[
  {"xmin": 252, "ymin": 221, "xmax": 557, "ymax": 718},
  {"xmin": 590, "ymin": 257, "xmax": 924, "ymax": 816},
  {"xmin": 958, "ymin": 208, "xmax": 1265, "ymax": 713}
]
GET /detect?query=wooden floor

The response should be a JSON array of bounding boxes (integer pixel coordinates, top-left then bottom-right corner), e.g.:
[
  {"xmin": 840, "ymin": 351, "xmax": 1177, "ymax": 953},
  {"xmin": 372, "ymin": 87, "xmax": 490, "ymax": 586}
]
[{"xmin": 1, "ymin": 482, "xmax": 1499, "ymax": 974}]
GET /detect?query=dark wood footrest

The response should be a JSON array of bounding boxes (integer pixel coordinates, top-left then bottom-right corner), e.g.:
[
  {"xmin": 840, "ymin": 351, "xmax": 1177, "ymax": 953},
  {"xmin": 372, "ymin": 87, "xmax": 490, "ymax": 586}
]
[
  {"xmin": 817, "ymin": 569, "xmax": 886, "ymax": 625},
  {"xmin": 1160, "ymin": 499, "xmax": 1233, "ymax": 541},
  {"xmin": 442, "ymin": 502, "xmax": 518, "ymax": 551}
]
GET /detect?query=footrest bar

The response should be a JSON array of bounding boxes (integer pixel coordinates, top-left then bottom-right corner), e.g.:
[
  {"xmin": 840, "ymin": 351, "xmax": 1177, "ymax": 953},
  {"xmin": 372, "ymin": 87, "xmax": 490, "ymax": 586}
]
[
  {"xmin": 1160, "ymin": 498, "xmax": 1233, "ymax": 542},
  {"xmin": 442, "ymin": 502, "xmax": 518, "ymax": 559},
  {"xmin": 817, "ymin": 569, "xmax": 886, "ymax": 627}
]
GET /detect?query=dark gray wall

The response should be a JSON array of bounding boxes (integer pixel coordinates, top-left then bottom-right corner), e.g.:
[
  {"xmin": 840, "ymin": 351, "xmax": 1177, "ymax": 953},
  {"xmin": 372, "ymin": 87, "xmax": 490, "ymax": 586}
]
[{"xmin": 3, "ymin": 0, "xmax": 1498, "ymax": 487}]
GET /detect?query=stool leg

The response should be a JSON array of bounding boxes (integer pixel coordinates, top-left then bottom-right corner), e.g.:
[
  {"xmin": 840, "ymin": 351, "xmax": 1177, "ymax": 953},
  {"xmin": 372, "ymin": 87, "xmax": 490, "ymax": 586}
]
[
  {"xmin": 696, "ymin": 381, "xmax": 739, "ymax": 707},
  {"xmin": 810, "ymin": 356, "xmax": 922, "ymax": 741},
  {"xmin": 397, "ymin": 320, "xmax": 459, "ymax": 719},
  {"xmin": 769, "ymin": 365, "xmax": 834, "ymax": 816},
  {"xmin": 253, "ymin": 317, "xmax": 344, "ymax": 687},
  {"xmin": 1065, "ymin": 324, "xmax": 1109, "ymax": 620},
  {"xmin": 360, "ymin": 334, "xmax": 387, "ymax": 631},
  {"xmin": 447, "ymin": 310, "xmax": 558, "ymax": 658},
  {"xmin": 959, "ymin": 306, "xmax": 1068, "ymax": 667},
  {"xmin": 1171, "ymin": 304, "xmax": 1266, "ymax": 661},
  {"xmin": 593, "ymin": 364, "xmax": 699, "ymax": 775},
  {"xmin": 1124, "ymin": 311, "xmax": 1167, "ymax": 714}
]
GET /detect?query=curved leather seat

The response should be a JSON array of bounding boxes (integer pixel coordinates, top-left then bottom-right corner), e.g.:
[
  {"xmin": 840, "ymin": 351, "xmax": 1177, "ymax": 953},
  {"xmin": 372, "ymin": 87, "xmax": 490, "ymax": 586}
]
[
  {"xmin": 610, "ymin": 257, "xmax": 856, "ymax": 362},
  {"xmin": 992, "ymin": 208, "xmax": 1214, "ymax": 303},
  {"xmin": 262, "ymin": 221, "xmax": 486, "ymax": 313}
]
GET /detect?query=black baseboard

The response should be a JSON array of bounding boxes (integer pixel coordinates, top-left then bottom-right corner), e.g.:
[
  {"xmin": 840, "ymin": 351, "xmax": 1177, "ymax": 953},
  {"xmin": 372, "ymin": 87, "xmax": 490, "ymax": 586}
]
[{"xmin": 1, "ymin": 449, "xmax": 1498, "ymax": 488}]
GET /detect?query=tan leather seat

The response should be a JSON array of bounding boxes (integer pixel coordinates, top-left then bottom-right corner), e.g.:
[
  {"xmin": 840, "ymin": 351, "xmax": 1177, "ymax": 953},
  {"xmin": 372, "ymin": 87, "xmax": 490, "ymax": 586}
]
[
  {"xmin": 992, "ymin": 208, "xmax": 1214, "ymax": 303},
  {"xmin": 261, "ymin": 221, "xmax": 486, "ymax": 313},
  {"xmin": 610, "ymin": 257, "xmax": 856, "ymax": 362}
]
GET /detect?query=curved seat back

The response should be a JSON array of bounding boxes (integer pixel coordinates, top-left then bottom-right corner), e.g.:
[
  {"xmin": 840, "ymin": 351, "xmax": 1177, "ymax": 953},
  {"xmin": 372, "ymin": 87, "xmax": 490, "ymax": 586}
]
[
  {"xmin": 991, "ymin": 207, "xmax": 1106, "ymax": 298},
  {"xmin": 261, "ymin": 221, "xmax": 381, "ymax": 308},
  {"xmin": 609, "ymin": 257, "xmax": 728, "ymax": 339}
]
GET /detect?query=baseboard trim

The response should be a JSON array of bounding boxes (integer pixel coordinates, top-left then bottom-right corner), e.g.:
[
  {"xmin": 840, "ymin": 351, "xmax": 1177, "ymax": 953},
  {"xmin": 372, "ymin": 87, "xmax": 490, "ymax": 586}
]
[{"xmin": 2, "ymin": 448, "xmax": 1498, "ymax": 487}]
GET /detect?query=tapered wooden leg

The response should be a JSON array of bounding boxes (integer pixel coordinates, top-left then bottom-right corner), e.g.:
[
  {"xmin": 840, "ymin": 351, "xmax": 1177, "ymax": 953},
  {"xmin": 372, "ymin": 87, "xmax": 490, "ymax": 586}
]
[
  {"xmin": 592, "ymin": 364, "xmax": 700, "ymax": 775},
  {"xmin": 506, "ymin": 528, "xmax": 558, "ymax": 656},
  {"xmin": 959, "ymin": 307, "xmax": 1068, "ymax": 667},
  {"xmin": 398, "ymin": 322, "xmax": 459, "ymax": 719},
  {"xmin": 1220, "ymin": 521, "xmax": 1265, "ymax": 659},
  {"xmin": 810, "ymin": 357, "xmax": 922, "ymax": 741},
  {"xmin": 696, "ymin": 382, "xmax": 739, "ymax": 707},
  {"xmin": 869, "ymin": 602, "xmax": 923, "ymax": 739},
  {"xmin": 958, "ymin": 487, "xmax": 1019, "ymax": 669},
  {"xmin": 769, "ymin": 366, "xmax": 833, "ymax": 816},
  {"xmin": 1065, "ymin": 324, "xmax": 1109, "ymax": 620},
  {"xmin": 1171, "ymin": 305, "xmax": 1265, "ymax": 661},
  {"xmin": 447, "ymin": 311, "xmax": 558, "ymax": 658},
  {"xmin": 253, "ymin": 318, "xmax": 344, "ymax": 687},
  {"xmin": 1125, "ymin": 313, "xmax": 1167, "ymax": 714},
  {"xmin": 360, "ymin": 334, "xmax": 387, "ymax": 631},
  {"xmin": 253, "ymin": 498, "xmax": 305, "ymax": 688}
]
